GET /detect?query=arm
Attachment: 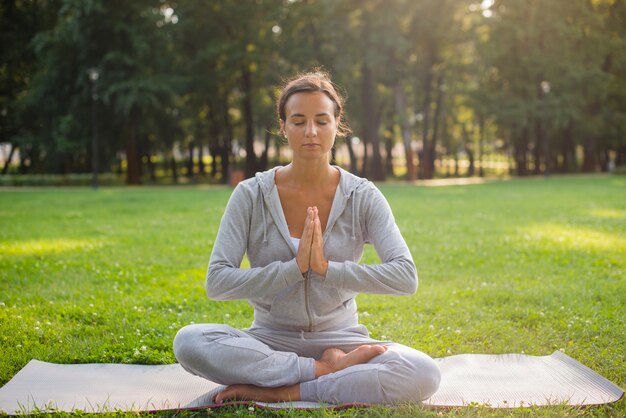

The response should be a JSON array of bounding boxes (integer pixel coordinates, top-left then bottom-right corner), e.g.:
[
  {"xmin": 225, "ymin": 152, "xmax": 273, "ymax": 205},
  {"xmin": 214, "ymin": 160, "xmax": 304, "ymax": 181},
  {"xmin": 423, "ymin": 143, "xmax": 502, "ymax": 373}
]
[
  {"xmin": 206, "ymin": 184, "xmax": 303, "ymax": 301},
  {"xmin": 323, "ymin": 183, "xmax": 418, "ymax": 295}
]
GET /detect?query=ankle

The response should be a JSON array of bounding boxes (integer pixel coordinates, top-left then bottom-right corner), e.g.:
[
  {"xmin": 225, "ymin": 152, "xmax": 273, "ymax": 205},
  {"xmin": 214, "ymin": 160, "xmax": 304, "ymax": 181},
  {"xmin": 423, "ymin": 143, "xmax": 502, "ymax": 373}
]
[{"xmin": 314, "ymin": 359, "xmax": 332, "ymax": 378}]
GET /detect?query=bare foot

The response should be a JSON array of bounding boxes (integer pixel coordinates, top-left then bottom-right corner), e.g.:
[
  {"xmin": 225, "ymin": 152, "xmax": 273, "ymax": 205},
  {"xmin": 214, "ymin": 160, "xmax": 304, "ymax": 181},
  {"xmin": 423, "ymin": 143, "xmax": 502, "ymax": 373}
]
[
  {"xmin": 214, "ymin": 383, "xmax": 300, "ymax": 404},
  {"xmin": 315, "ymin": 344, "xmax": 387, "ymax": 377},
  {"xmin": 213, "ymin": 345, "xmax": 387, "ymax": 404}
]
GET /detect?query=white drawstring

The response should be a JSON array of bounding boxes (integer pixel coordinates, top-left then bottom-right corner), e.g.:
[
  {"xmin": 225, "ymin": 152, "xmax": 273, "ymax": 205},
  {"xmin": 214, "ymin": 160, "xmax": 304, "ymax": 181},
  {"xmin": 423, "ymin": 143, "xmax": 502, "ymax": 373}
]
[
  {"xmin": 351, "ymin": 191, "xmax": 356, "ymax": 239},
  {"xmin": 260, "ymin": 184, "xmax": 268, "ymax": 244}
]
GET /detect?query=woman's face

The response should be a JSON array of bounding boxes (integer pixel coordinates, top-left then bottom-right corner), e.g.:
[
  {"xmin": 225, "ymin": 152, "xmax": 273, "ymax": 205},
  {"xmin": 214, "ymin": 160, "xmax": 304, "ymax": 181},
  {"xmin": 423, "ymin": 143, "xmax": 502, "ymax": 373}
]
[{"xmin": 280, "ymin": 92, "xmax": 338, "ymax": 161}]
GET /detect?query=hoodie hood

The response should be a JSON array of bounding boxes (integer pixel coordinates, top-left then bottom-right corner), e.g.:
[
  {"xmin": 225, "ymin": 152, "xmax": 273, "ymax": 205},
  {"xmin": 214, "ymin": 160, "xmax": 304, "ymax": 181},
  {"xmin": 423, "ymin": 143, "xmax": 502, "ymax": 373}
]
[{"xmin": 254, "ymin": 166, "xmax": 368, "ymax": 245}]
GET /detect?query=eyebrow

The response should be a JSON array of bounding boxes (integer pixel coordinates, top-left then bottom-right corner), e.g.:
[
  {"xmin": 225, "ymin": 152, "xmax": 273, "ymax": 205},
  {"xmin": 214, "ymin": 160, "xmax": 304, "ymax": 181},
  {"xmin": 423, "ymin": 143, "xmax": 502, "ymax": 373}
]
[{"xmin": 290, "ymin": 113, "xmax": 331, "ymax": 118}]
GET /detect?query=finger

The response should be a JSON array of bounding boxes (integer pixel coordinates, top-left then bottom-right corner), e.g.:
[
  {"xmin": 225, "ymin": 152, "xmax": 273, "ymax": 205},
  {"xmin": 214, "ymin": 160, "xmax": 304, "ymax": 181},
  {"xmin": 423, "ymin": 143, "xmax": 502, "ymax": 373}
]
[
  {"xmin": 297, "ymin": 208, "xmax": 314, "ymax": 273},
  {"xmin": 311, "ymin": 217, "xmax": 328, "ymax": 276},
  {"xmin": 302, "ymin": 208, "xmax": 314, "ymax": 244},
  {"xmin": 313, "ymin": 216, "xmax": 323, "ymax": 243},
  {"xmin": 301, "ymin": 207, "xmax": 311, "ymax": 231},
  {"xmin": 313, "ymin": 218, "xmax": 324, "ymax": 255},
  {"xmin": 296, "ymin": 236, "xmax": 311, "ymax": 273}
]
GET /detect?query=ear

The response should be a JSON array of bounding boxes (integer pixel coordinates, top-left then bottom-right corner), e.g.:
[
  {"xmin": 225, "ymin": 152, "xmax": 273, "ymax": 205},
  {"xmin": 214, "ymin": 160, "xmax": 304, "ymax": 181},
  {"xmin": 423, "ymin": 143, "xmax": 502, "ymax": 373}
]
[{"xmin": 279, "ymin": 119, "xmax": 285, "ymax": 136}]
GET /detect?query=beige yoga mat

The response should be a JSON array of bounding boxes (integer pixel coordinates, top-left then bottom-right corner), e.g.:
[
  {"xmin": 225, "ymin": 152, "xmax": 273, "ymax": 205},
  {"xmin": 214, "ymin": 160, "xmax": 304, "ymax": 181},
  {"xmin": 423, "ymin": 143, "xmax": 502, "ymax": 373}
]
[{"xmin": 0, "ymin": 351, "xmax": 622, "ymax": 413}]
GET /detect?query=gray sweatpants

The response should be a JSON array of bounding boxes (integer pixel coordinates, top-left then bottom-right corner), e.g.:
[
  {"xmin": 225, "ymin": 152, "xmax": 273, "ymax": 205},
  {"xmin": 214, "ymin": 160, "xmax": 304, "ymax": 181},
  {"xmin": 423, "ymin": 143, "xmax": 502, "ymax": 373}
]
[{"xmin": 173, "ymin": 323, "xmax": 441, "ymax": 404}]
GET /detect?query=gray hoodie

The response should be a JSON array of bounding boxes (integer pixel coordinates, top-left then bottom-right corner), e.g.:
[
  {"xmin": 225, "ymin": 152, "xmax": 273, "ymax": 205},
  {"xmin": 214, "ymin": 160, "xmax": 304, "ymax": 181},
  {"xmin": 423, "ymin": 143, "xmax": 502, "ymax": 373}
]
[{"xmin": 206, "ymin": 166, "xmax": 417, "ymax": 332}]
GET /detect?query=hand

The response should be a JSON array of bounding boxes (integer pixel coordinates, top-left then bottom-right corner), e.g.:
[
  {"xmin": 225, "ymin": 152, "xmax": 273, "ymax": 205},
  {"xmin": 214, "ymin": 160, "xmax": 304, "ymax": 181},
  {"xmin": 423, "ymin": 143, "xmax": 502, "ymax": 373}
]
[
  {"xmin": 296, "ymin": 207, "xmax": 314, "ymax": 273},
  {"xmin": 309, "ymin": 207, "xmax": 329, "ymax": 276}
]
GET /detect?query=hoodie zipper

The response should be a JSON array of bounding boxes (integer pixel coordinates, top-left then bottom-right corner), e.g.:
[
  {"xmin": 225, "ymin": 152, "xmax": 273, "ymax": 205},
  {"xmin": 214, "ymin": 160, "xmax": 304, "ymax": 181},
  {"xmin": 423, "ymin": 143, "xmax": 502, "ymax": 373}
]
[
  {"xmin": 258, "ymin": 167, "xmax": 362, "ymax": 332},
  {"xmin": 304, "ymin": 269, "xmax": 313, "ymax": 331}
]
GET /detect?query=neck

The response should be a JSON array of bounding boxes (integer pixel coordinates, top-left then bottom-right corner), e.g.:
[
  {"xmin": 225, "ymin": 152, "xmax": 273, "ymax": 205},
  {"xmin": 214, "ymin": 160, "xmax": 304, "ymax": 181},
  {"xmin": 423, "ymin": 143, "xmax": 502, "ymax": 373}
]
[{"xmin": 283, "ymin": 158, "xmax": 335, "ymax": 188}]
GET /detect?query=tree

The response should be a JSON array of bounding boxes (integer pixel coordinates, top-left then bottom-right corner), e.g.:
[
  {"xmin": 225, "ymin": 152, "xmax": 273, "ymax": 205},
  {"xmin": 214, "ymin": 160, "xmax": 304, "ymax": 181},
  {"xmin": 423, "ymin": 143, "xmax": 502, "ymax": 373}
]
[
  {"xmin": 4, "ymin": 0, "xmax": 625, "ymax": 182},
  {"xmin": 1, "ymin": 0, "xmax": 61, "ymax": 174}
]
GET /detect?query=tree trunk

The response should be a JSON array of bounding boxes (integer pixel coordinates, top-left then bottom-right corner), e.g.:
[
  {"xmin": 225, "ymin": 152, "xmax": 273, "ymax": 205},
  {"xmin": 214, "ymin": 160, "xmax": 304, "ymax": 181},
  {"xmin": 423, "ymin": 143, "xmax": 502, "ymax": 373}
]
[
  {"xmin": 616, "ymin": 145, "xmax": 626, "ymax": 167},
  {"xmin": 170, "ymin": 147, "xmax": 178, "ymax": 183},
  {"xmin": 198, "ymin": 143, "xmax": 206, "ymax": 175},
  {"xmin": 221, "ymin": 101, "xmax": 233, "ymax": 184},
  {"xmin": 532, "ymin": 118, "xmax": 542, "ymax": 175},
  {"xmin": 561, "ymin": 121, "xmax": 575, "ymax": 173},
  {"xmin": 207, "ymin": 106, "xmax": 219, "ymax": 178},
  {"xmin": 360, "ymin": 139, "xmax": 369, "ymax": 178},
  {"xmin": 385, "ymin": 116, "xmax": 395, "ymax": 178},
  {"xmin": 346, "ymin": 134, "xmax": 358, "ymax": 174},
  {"xmin": 462, "ymin": 123, "xmax": 474, "ymax": 177},
  {"xmin": 394, "ymin": 83, "xmax": 415, "ymax": 181},
  {"xmin": 125, "ymin": 114, "xmax": 142, "ymax": 185},
  {"xmin": 146, "ymin": 152, "xmax": 156, "ymax": 182},
  {"xmin": 242, "ymin": 66, "xmax": 256, "ymax": 179},
  {"xmin": 582, "ymin": 136, "xmax": 596, "ymax": 172},
  {"xmin": 18, "ymin": 147, "xmax": 27, "ymax": 174},
  {"xmin": 274, "ymin": 137, "xmax": 282, "ymax": 166},
  {"xmin": 360, "ymin": 10, "xmax": 382, "ymax": 181},
  {"xmin": 186, "ymin": 141, "xmax": 195, "ymax": 177},
  {"xmin": 514, "ymin": 127, "xmax": 529, "ymax": 176},
  {"xmin": 65, "ymin": 153, "xmax": 76, "ymax": 175},
  {"xmin": 362, "ymin": 61, "xmax": 382, "ymax": 180},
  {"xmin": 419, "ymin": 71, "xmax": 433, "ymax": 179},
  {"xmin": 477, "ymin": 112, "xmax": 485, "ymax": 177},
  {"xmin": 428, "ymin": 74, "xmax": 445, "ymax": 179},
  {"xmin": 599, "ymin": 148, "xmax": 610, "ymax": 172},
  {"xmin": 1, "ymin": 143, "xmax": 16, "ymax": 175},
  {"xmin": 208, "ymin": 144, "xmax": 218, "ymax": 177},
  {"xmin": 259, "ymin": 126, "xmax": 271, "ymax": 171}
]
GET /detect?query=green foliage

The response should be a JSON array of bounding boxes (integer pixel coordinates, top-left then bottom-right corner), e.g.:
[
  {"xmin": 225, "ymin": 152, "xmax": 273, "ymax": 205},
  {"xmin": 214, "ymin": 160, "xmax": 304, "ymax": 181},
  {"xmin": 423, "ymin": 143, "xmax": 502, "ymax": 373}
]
[
  {"xmin": 0, "ymin": 175, "xmax": 624, "ymax": 417},
  {"xmin": 1, "ymin": 0, "xmax": 626, "ymax": 179}
]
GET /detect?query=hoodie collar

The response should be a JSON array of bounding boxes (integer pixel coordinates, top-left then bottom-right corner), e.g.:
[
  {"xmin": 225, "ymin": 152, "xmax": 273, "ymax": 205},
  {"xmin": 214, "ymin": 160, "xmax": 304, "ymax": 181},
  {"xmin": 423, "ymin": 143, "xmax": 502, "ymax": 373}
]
[
  {"xmin": 255, "ymin": 165, "xmax": 366, "ymax": 197},
  {"xmin": 255, "ymin": 166, "xmax": 368, "ymax": 247}
]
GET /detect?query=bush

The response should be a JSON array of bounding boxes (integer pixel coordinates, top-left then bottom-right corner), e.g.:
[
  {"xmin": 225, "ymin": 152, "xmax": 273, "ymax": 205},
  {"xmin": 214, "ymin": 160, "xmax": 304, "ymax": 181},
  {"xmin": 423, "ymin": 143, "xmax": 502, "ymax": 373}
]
[{"xmin": 0, "ymin": 173, "xmax": 123, "ymax": 187}]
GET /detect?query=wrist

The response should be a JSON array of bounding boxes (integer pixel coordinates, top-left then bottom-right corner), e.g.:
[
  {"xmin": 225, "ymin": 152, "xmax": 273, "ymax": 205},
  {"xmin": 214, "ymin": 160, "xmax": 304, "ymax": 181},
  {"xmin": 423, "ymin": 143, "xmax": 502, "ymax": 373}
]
[{"xmin": 315, "ymin": 260, "xmax": 328, "ymax": 277}]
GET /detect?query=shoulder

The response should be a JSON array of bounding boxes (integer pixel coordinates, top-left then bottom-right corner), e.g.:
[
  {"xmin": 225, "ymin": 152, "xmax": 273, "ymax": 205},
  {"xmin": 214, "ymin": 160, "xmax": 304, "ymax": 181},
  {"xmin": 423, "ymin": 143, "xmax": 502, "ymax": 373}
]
[
  {"xmin": 334, "ymin": 166, "xmax": 389, "ymax": 212},
  {"xmin": 227, "ymin": 166, "xmax": 281, "ymax": 205},
  {"xmin": 227, "ymin": 178, "xmax": 260, "ymax": 208},
  {"xmin": 336, "ymin": 166, "xmax": 373, "ymax": 196},
  {"xmin": 233, "ymin": 166, "xmax": 279, "ymax": 193}
]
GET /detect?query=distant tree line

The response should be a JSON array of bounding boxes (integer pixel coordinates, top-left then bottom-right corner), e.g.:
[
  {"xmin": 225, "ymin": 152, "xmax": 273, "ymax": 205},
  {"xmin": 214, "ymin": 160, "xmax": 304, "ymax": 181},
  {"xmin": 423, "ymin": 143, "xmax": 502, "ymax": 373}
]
[{"xmin": 1, "ymin": 0, "xmax": 625, "ymax": 184}]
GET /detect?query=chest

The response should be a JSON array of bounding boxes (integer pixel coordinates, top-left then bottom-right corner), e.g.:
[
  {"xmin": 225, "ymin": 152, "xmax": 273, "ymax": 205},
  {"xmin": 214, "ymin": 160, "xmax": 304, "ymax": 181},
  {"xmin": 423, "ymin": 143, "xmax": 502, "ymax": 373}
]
[{"xmin": 277, "ymin": 186, "xmax": 336, "ymax": 238}]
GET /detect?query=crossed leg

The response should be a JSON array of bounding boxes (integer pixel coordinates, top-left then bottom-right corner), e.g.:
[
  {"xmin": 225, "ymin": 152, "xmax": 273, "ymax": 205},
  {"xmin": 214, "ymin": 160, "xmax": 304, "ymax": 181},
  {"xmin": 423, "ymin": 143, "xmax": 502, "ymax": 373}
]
[
  {"xmin": 174, "ymin": 323, "xmax": 440, "ymax": 405},
  {"xmin": 214, "ymin": 344, "xmax": 387, "ymax": 403}
]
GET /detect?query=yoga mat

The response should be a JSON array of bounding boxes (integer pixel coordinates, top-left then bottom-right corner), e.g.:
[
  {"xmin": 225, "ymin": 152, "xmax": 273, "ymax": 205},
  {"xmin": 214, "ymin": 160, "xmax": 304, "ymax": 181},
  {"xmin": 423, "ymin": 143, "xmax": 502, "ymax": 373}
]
[{"xmin": 0, "ymin": 351, "xmax": 622, "ymax": 413}]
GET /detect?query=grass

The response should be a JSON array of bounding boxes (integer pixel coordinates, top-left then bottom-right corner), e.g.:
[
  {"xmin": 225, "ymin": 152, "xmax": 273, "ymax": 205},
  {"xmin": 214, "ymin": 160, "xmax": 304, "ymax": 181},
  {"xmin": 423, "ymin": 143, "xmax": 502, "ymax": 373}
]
[{"xmin": 0, "ymin": 174, "xmax": 624, "ymax": 417}]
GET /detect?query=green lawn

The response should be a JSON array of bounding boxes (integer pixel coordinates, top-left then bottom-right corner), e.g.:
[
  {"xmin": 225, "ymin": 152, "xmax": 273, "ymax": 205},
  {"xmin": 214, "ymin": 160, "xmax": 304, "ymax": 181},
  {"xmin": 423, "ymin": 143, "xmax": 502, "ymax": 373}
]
[{"xmin": 0, "ymin": 175, "xmax": 624, "ymax": 417}]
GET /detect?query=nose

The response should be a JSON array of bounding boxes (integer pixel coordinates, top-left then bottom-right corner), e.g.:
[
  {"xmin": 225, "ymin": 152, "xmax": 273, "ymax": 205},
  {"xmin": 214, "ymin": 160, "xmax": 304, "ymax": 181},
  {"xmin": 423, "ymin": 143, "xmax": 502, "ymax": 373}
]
[{"xmin": 304, "ymin": 120, "xmax": 317, "ymax": 138}]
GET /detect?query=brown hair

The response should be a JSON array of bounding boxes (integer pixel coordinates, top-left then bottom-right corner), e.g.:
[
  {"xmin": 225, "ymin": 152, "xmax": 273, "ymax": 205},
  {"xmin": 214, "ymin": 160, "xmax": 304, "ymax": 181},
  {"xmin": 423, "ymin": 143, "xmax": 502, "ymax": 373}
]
[{"xmin": 277, "ymin": 70, "xmax": 351, "ymax": 137}]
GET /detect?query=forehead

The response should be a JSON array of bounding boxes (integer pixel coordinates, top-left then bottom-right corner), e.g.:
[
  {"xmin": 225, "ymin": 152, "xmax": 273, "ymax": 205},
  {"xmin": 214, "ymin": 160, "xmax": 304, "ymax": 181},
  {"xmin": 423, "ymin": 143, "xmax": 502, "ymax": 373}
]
[{"xmin": 284, "ymin": 91, "xmax": 335, "ymax": 117}]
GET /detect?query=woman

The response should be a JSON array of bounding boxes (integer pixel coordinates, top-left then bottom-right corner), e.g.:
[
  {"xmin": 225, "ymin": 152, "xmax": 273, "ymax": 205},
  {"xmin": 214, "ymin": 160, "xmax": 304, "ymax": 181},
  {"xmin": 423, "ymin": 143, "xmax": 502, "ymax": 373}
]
[{"xmin": 173, "ymin": 71, "xmax": 441, "ymax": 405}]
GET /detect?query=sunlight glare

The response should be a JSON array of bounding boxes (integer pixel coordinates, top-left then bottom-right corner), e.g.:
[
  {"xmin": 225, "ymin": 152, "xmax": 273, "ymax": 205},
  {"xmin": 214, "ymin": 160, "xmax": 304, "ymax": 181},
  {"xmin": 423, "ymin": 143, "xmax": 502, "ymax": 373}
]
[
  {"xmin": 0, "ymin": 238, "xmax": 104, "ymax": 256},
  {"xmin": 481, "ymin": 0, "xmax": 494, "ymax": 17},
  {"xmin": 587, "ymin": 208, "xmax": 626, "ymax": 219},
  {"xmin": 520, "ymin": 223, "xmax": 625, "ymax": 254},
  {"xmin": 160, "ymin": 6, "xmax": 178, "ymax": 25}
]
